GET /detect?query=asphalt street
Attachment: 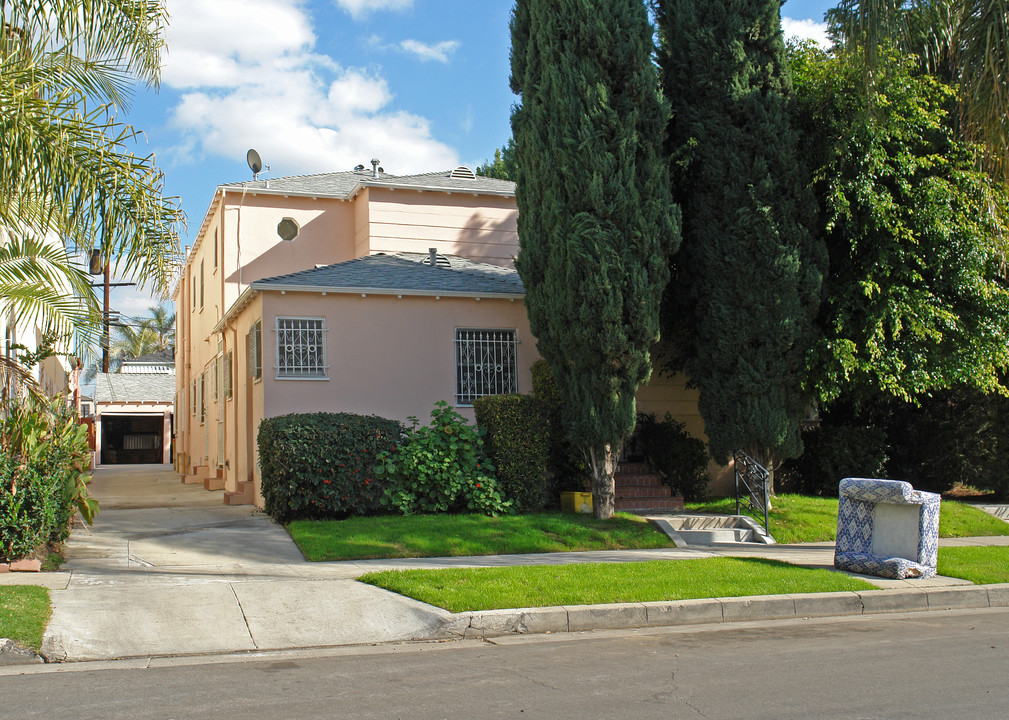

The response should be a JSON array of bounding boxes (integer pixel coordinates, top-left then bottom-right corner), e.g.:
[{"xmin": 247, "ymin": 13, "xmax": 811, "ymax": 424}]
[{"xmin": 2, "ymin": 607, "xmax": 1007, "ymax": 719}]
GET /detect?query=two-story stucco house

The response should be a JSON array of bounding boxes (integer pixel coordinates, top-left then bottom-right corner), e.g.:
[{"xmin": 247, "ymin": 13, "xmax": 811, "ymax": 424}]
[{"xmin": 174, "ymin": 164, "xmax": 716, "ymax": 508}]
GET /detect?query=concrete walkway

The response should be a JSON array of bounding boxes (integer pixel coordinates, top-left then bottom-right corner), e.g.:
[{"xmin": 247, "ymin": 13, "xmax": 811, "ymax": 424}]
[
  {"xmin": 15, "ymin": 465, "xmax": 449, "ymax": 661},
  {"xmin": 3, "ymin": 465, "xmax": 1008, "ymax": 662}
]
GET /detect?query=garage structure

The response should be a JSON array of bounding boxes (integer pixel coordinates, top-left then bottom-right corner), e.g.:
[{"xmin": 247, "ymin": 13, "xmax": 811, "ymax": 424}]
[{"xmin": 93, "ymin": 370, "xmax": 174, "ymax": 465}]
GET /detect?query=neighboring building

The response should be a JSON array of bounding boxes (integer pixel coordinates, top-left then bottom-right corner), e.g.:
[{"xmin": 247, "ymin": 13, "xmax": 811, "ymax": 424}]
[
  {"xmin": 174, "ymin": 164, "xmax": 716, "ymax": 507},
  {"xmin": 93, "ymin": 351, "xmax": 175, "ymax": 465}
]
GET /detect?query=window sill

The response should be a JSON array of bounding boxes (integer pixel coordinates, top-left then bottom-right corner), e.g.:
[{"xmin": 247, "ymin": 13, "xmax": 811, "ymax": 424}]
[{"xmin": 275, "ymin": 375, "xmax": 329, "ymax": 381}]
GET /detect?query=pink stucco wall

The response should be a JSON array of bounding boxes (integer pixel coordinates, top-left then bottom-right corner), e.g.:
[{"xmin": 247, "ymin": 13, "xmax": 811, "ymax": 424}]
[
  {"xmin": 365, "ymin": 188, "xmax": 519, "ymax": 267},
  {"xmin": 259, "ymin": 291, "xmax": 537, "ymax": 423}
]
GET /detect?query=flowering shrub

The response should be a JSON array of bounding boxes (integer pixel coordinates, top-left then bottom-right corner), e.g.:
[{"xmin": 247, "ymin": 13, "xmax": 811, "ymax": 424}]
[
  {"xmin": 375, "ymin": 401, "xmax": 512, "ymax": 516},
  {"xmin": 258, "ymin": 412, "xmax": 404, "ymax": 522}
]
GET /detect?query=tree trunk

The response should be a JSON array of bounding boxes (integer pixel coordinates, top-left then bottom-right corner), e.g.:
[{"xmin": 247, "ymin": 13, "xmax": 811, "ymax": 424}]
[{"xmin": 587, "ymin": 444, "xmax": 618, "ymax": 520}]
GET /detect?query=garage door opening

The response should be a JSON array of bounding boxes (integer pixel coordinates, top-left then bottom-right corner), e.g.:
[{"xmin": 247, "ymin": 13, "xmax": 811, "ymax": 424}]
[{"xmin": 100, "ymin": 415, "xmax": 165, "ymax": 464}]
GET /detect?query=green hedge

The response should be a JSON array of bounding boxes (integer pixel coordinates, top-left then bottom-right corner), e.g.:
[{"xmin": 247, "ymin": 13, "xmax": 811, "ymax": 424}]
[
  {"xmin": 259, "ymin": 412, "xmax": 404, "ymax": 522},
  {"xmin": 474, "ymin": 394, "xmax": 551, "ymax": 512}
]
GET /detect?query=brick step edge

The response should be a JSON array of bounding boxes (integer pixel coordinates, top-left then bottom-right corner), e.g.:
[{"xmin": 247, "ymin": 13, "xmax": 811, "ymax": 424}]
[
  {"xmin": 615, "ymin": 498, "xmax": 684, "ymax": 511},
  {"xmin": 616, "ymin": 486, "xmax": 674, "ymax": 499},
  {"xmin": 434, "ymin": 585, "xmax": 1009, "ymax": 641},
  {"xmin": 613, "ymin": 475, "xmax": 665, "ymax": 487}
]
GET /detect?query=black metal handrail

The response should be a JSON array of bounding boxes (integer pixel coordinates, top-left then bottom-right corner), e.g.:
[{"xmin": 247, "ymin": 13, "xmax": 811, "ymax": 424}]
[{"xmin": 734, "ymin": 449, "xmax": 770, "ymax": 536}]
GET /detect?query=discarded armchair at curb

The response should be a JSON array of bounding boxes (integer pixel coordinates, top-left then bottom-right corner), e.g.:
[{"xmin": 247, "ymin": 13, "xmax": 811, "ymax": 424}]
[{"xmin": 834, "ymin": 477, "xmax": 940, "ymax": 580}]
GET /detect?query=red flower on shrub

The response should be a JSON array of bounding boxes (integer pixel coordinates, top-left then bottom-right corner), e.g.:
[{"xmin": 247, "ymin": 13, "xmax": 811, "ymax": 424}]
[
  {"xmin": 476, "ymin": 483, "xmax": 481, "ymax": 489},
  {"xmin": 324, "ymin": 480, "xmax": 331, "ymax": 484}
]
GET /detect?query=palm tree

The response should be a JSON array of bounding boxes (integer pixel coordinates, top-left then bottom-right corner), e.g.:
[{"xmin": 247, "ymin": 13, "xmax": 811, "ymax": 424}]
[
  {"xmin": 146, "ymin": 303, "xmax": 176, "ymax": 352},
  {"xmin": 828, "ymin": 0, "xmax": 1009, "ymax": 176},
  {"xmin": 0, "ymin": 0, "xmax": 183, "ymax": 393}
]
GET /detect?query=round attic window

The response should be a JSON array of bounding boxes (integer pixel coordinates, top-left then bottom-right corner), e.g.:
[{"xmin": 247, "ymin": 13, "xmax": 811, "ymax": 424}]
[{"xmin": 277, "ymin": 217, "xmax": 299, "ymax": 242}]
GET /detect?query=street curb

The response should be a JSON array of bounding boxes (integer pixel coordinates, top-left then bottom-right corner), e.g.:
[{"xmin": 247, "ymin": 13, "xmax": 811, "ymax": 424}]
[
  {"xmin": 435, "ymin": 583, "xmax": 1009, "ymax": 640},
  {"xmin": 0, "ymin": 639, "xmax": 44, "ymax": 666}
]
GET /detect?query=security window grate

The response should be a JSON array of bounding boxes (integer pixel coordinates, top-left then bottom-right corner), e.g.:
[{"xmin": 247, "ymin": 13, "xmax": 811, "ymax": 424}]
[
  {"xmin": 276, "ymin": 318, "xmax": 326, "ymax": 377},
  {"xmin": 224, "ymin": 351, "xmax": 233, "ymax": 399},
  {"xmin": 455, "ymin": 329, "xmax": 517, "ymax": 405},
  {"xmin": 248, "ymin": 320, "xmax": 262, "ymax": 380}
]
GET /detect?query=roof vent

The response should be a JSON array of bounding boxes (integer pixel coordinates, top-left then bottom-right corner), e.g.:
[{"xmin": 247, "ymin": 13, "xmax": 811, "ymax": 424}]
[
  {"xmin": 421, "ymin": 249, "xmax": 452, "ymax": 268},
  {"xmin": 449, "ymin": 165, "xmax": 476, "ymax": 179},
  {"xmin": 354, "ymin": 164, "xmax": 365, "ymax": 171},
  {"xmin": 371, "ymin": 158, "xmax": 381, "ymax": 178}
]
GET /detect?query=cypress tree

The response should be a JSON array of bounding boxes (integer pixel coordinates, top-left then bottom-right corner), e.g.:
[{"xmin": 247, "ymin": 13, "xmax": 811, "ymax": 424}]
[
  {"xmin": 510, "ymin": 0, "xmax": 679, "ymax": 519},
  {"xmin": 655, "ymin": 0, "xmax": 826, "ymax": 483}
]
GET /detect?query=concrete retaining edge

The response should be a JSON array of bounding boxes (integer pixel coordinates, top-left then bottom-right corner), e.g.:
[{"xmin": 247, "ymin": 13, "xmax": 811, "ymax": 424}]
[{"xmin": 434, "ymin": 583, "xmax": 1009, "ymax": 640}]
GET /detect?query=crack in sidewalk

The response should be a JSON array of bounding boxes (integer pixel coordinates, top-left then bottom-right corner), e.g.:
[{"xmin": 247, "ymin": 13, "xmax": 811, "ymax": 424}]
[{"xmin": 230, "ymin": 584, "xmax": 258, "ymax": 649}]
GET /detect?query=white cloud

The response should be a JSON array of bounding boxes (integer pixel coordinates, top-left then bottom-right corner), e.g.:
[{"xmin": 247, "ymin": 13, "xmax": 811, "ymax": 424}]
[
  {"xmin": 161, "ymin": 0, "xmax": 457, "ymax": 175},
  {"xmin": 334, "ymin": 0, "xmax": 412, "ymax": 20},
  {"xmin": 781, "ymin": 17, "xmax": 830, "ymax": 46},
  {"xmin": 399, "ymin": 39, "xmax": 460, "ymax": 63}
]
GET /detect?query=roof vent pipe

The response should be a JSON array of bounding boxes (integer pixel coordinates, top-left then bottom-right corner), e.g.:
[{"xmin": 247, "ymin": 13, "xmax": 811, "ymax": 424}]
[
  {"xmin": 371, "ymin": 158, "xmax": 380, "ymax": 178},
  {"xmin": 429, "ymin": 247, "xmax": 438, "ymax": 268}
]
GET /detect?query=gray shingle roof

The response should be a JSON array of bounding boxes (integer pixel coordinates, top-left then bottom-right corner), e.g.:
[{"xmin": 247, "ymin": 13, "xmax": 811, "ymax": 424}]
[
  {"xmin": 252, "ymin": 252, "xmax": 524, "ymax": 297},
  {"xmin": 221, "ymin": 168, "xmax": 514, "ymax": 198},
  {"xmin": 94, "ymin": 371, "xmax": 175, "ymax": 404}
]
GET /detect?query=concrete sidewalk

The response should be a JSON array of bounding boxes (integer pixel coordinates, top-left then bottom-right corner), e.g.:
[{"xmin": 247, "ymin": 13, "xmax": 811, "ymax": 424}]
[{"xmin": 3, "ymin": 465, "xmax": 1008, "ymax": 662}]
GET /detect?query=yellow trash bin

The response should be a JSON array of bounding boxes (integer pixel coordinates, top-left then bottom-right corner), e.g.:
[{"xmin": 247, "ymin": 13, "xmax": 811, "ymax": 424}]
[{"xmin": 560, "ymin": 491, "xmax": 593, "ymax": 514}]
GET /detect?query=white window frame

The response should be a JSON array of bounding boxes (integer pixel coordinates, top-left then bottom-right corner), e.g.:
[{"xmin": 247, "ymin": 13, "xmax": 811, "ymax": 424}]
[
  {"xmin": 275, "ymin": 316, "xmax": 328, "ymax": 380},
  {"xmin": 454, "ymin": 328, "xmax": 519, "ymax": 406}
]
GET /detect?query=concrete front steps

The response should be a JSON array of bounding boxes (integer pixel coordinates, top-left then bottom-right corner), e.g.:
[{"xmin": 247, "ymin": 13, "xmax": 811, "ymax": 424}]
[
  {"xmin": 224, "ymin": 480, "xmax": 255, "ymax": 506},
  {"xmin": 614, "ymin": 462, "xmax": 683, "ymax": 513},
  {"xmin": 182, "ymin": 464, "xmax": 254, "ymax": 506}
]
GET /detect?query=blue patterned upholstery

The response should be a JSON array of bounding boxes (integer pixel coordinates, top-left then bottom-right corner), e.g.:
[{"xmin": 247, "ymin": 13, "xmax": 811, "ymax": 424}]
[{"xmin": 834, "ymin": 478, "xmax": 940, "ymax": 580}]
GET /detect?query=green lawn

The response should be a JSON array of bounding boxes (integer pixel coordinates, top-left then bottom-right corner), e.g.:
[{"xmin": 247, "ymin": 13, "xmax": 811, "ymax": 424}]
[
  {"xmin": 938, "ymin": 546, "xmax": 1009, "ymax": 584},
  {"xmin": 288, "ymin": 511, "xmax": 675, "ymax": 561},
  {"xmin": 686, "ymin": 495, "xmax": 1009, "ymax": 544},
  {"xmin": 360, "ymin": 557, "xmax": 877, "ymax": 612},
  {"xmin": 0, "ymin": 586, "xmax": 51, "ymax": 652}
]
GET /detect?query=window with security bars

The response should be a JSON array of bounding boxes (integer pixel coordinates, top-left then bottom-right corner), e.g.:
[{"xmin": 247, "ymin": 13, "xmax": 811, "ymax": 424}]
[
  {"xmin": 224, "ymin": 351, "xmax": 233, "ymax": 398},
  {"xmin": 198, "ymin": 374, "xmax": 205, "ymax": 424},
  {"xmin": 276, "ymin": 318, "xmax": 326, "ymax": 377},
  {"xmin": 455, "ymin": 329, "xmax": 518, "ymax": 405},
  {"xmin": 248, "ymin": 320, "xmax": 262, "ymax": 380}
]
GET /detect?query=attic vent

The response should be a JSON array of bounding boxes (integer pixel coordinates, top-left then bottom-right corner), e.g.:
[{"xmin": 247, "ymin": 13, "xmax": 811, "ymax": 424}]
[
  {"xmin": 449, "ymin": 165, "xmax": 476, "ymax": 179},
  {"xmin": 421, "ymin": 254, "xmax": 452, "ymax": 268}
]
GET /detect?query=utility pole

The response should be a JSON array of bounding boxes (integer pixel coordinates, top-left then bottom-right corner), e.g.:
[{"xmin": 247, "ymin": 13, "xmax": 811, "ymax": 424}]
[{"xmin": 102, "ymin": 259, "xmax": 110, "ymax": 373}]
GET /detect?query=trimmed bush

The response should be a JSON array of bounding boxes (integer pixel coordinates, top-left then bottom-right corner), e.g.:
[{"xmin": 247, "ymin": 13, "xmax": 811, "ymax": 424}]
[
  {"xmin": 474, "ymin": 394, "xmax": 551, "ymax": 512},
  {"xmin": 531, "ymin": 359, "xmax": 589, "ymax": 492},
  {"xmin": 636, "ymin": 413, "xmax": 711, "ymax": 501},
  {"xmin": 376, "ymin": 401, "xmax": 512, "ymax": 516},
  {"xmin": 259, "ymin": 412, "xmax": 404, "ymax": 522}
]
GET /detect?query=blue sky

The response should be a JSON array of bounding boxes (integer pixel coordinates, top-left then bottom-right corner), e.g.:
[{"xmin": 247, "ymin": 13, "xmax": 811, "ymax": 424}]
[{"xmin": 112, "ymin": 0, "xmax": 838, "ymax": 320}]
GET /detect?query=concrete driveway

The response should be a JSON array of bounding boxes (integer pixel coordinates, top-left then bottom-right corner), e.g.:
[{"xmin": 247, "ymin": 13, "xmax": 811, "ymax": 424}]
[{"xmin": 37, "ymin": 465, "xmax": 448, "ymax": 661}]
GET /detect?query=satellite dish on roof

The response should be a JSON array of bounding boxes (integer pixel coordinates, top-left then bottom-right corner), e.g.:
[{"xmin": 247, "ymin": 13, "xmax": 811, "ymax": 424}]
[{"xmin": 247, "ymin": 149, "xmax": 263, "ymax": 180}]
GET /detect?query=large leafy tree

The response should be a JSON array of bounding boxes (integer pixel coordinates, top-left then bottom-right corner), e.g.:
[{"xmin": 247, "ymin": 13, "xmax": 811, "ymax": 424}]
[
  {"xmin": 827, "ymin": 0, "xmax": 1009, "ymax": 178},
  {"xmin": 792, "ymin": 43, "xmax": 1009, "ymax": 404},
  {"xmin": 0, "ymin": 0, "xmax": 182, "ymax": 389},
  {"xmin": 655, "ymin": 0, "xmax": 826, "ymax": 481},
  {"xmin": 510, "ymin": 0, "xmax": 679, "ymax": 518}
]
